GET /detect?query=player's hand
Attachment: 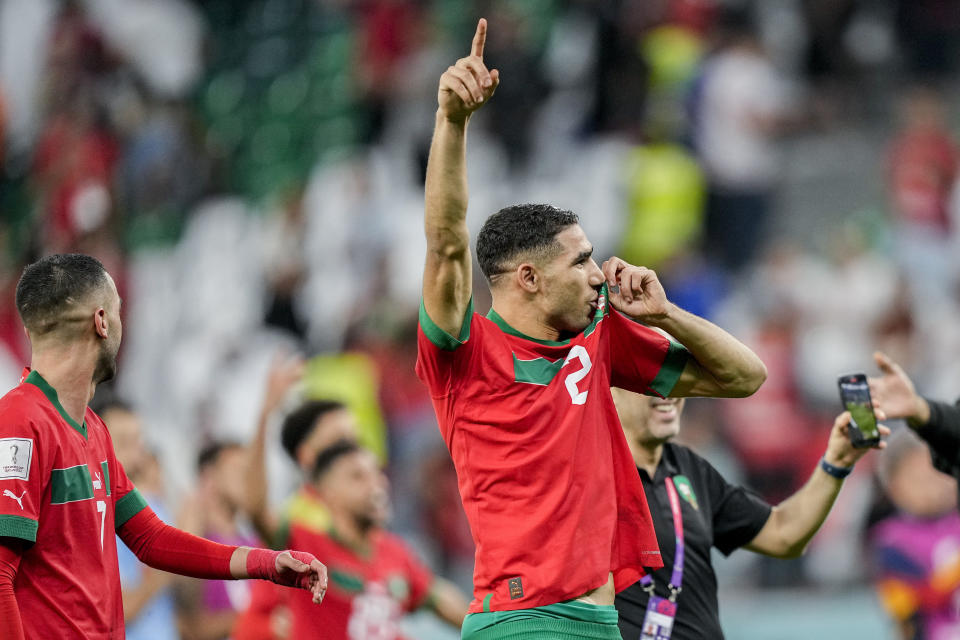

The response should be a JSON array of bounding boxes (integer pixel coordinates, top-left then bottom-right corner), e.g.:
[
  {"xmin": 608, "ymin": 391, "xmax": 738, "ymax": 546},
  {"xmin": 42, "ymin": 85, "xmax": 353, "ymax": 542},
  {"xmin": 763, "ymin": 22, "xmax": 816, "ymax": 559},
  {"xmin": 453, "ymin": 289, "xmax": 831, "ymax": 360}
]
[
  {"xmin": 823, "ymin": 410, "xmax": 890, "ymax": 468},
  {"xmin": 274, "ymin": 551, "xmax": 328, "ymax": 604},
  {"xmin": 868, "ymin": 351, "xmax": 929, "ymax": 424},
  {"xmin": 262, "ymin": 354, "xmax": 305, "ymax": 417},
  {"xmin": 601, "ymin": 257, "xmax": 671, "ymax": 321},
  {"xmin": 437, "ymin": 18, "xmax": 499, "ymax": 123},
  {"xmin": 246, "ymin": 548, "xmax": 328, "ymax": 604}
]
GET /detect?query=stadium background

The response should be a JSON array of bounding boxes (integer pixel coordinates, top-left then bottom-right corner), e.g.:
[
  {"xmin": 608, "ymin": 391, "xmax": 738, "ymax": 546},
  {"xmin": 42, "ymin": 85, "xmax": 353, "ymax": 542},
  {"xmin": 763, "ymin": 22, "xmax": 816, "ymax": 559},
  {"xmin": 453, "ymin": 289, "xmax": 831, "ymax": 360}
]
[{"xmin": 1, "ymin": 0, "xmax": 959, "ymax": 637}]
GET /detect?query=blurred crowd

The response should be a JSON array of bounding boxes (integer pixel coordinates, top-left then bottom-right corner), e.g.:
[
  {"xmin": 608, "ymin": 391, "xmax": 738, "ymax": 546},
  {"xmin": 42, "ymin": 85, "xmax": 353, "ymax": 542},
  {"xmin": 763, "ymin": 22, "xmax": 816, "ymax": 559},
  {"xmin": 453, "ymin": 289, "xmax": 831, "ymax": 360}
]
[{"xmin": 2, "ymin": 0, "xmax": 960, "ymax": 638}]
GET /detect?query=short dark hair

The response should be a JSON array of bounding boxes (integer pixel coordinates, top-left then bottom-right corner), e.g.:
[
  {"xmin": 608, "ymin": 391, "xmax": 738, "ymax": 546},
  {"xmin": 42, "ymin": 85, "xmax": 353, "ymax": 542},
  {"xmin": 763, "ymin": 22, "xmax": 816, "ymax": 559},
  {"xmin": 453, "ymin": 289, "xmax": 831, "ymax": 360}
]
[
  {"xmin": 197, "ymin": 440, "xmax": 244, "ymax": 473},
  {"xmin": 15, "ymin": 254, "xmax": 109, "ymax": 336},
  {"xmin": 280, "ymin": 400, "xmax": 347, "ymax": 462},
  {"xmin": 476, "ymin": 204, "xmax": 579, "ymax": 281},
  {"xmin": 310, "ymin": 439, "xmax": 361, "ymax": 483}
]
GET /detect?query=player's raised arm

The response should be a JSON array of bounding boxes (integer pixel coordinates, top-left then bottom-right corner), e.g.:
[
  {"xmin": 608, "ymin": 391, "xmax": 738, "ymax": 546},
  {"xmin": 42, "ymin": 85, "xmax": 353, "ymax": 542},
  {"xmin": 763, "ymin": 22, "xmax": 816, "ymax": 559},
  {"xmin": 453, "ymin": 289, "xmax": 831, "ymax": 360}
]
[{"xmin": 422, "ymin": 18, "xmax": 499, "ymax": 336}]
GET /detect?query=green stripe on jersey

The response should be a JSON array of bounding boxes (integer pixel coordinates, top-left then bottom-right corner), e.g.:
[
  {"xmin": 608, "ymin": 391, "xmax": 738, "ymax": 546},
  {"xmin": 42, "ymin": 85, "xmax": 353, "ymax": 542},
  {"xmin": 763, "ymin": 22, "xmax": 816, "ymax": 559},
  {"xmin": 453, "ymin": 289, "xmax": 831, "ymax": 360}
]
[
  {"xmin": 648, "ymin": 340, "xmax": 689, "ymax": 397},
  {"xmin": 419, "ymin": 298, "xmax": 473, "ymax": 351},
  {"xmin": 513, "ymin": 355, "xmax": 564, "ymax": 386},
  {"xmin": 330, "ymin": 569, "xmax": 365, "ymax": 593},
  {"xmin": 100, "ymin": 461, "xmax": 111, "ymax": 496},
  {"xmin": 115, "ymin": 489, "xmax": 148, "ymax": 528},
  {"xmin": 0, "ymin": 514, "xmax": 38, "ymax": 542},
  {"xmin": 50, "ymin": 465, "xmax": 94, "ymax": 504}
]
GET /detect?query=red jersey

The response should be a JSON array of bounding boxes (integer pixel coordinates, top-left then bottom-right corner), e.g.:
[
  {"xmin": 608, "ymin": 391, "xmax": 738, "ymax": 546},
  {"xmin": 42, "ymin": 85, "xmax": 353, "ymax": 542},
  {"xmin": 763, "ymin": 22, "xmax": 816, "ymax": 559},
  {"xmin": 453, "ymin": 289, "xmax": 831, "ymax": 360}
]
[
  {"xmin": 0, "ymin": 369, "xmax": 147, "ymax": 639},
  {"xmin": 416, "ymin": 289, "xmax": 688, "ymax": 612},
  {"xmin": 241, "ymin": 497, "xmax": 434, "ymax": 640}
]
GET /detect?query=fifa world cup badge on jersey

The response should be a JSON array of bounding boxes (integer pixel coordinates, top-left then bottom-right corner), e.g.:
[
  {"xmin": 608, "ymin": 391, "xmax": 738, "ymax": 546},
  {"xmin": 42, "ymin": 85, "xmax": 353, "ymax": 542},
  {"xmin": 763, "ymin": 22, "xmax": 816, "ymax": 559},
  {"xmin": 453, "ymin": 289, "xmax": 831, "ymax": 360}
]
[
  {"xmin": 0, "ymin": 438, "xmax": 32, "ymax": 480},
  {"xmin": 640, "ymin": 594, "xmax": 677, "ymax": 640}
]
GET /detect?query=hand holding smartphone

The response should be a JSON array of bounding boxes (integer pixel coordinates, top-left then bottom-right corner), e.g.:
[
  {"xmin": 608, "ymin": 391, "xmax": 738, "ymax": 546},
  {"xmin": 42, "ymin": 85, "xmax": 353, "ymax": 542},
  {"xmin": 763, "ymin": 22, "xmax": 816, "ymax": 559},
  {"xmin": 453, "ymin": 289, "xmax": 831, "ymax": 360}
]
[{"xmin": 837, "ymin": 373, "xmax": 881, "ymax": 448}]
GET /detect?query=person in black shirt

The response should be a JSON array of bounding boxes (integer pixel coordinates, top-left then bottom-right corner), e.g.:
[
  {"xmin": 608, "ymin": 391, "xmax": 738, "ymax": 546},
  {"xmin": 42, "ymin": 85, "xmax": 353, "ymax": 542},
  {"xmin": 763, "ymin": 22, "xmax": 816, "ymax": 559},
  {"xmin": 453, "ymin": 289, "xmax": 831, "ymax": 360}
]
[
  {"xmin": 611, "ymin": 388, "xmax": 888, "ymax": 640},
  {"xmin": 868, "ymin": 351, "xmax": 960, "ymax": 505}
]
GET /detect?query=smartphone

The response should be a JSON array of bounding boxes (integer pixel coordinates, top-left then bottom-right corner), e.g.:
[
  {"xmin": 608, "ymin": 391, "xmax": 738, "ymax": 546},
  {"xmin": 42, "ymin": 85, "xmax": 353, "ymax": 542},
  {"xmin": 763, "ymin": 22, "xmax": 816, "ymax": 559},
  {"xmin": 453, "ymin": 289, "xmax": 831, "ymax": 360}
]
[{"xmin": 837, "ymin": 373, "xmax": 881, "ymax": 448}]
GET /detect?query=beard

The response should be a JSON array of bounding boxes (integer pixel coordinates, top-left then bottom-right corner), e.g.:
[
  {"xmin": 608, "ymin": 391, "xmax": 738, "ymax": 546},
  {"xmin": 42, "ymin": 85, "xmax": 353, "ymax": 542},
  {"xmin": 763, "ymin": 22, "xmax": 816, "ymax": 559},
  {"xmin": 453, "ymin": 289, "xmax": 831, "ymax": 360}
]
[{"xmin": 93, "ymin": 338, "xmax": 119, "ymax": 384}]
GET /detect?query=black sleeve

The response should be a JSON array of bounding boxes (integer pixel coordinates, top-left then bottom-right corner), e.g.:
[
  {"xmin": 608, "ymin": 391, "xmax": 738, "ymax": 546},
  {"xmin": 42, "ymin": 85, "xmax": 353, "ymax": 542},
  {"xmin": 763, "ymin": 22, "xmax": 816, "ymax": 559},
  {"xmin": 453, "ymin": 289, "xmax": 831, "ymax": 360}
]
[
  {"xmin": 700, "ymin": 459, "xmax": 772, "ymax": 556},
  {"xmin": 918, "ymin": 397, "xmax": 960, "ymax": 478}
]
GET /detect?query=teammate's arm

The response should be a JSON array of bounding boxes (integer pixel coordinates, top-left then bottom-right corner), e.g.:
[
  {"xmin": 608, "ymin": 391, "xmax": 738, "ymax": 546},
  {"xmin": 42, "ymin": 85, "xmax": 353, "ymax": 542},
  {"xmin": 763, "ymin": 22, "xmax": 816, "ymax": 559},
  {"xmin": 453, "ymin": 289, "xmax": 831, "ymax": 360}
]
[
  {"xmin": 118, "ymin": 506, "xmax": 327, "ymax": 603},
  {"xmin": 422, "ymin": 18, "xmax": 498, "ymax": 336},
  {"xmin": 601, "ymin": 258, "xmax": 766, "ymax": 397},
  {"xmin": 745, "ymin": 411, "xmax": 888, "ymax": 558},
  {"xmin": 245, "ymin": 356, "xmax": 305, "ymax": 545},
  {"xmin": 0, "ymin": 538, "xmax": 25, "ymax": 640},
  {"xmin": 424, "ymin": 577, "xmax": 469, "ymax": 627}
]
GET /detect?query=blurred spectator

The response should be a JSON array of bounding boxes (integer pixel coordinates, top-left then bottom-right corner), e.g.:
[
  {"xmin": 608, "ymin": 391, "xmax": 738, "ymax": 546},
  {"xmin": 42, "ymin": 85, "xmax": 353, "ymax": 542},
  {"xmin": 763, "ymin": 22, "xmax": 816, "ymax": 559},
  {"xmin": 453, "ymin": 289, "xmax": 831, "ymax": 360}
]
[
  {"xmin": 100, "ymin": 401, "xmax": 180, "ymax": 640},
  {"xmin": 691, "ymin": 8, "xmax": 794, "ymax": 273},
  {"xmin": 482, "ymin": 2, "xmax": 549, "ymax": 170},
  {"xmin": 247, "ymin": 392, "xmax": 358, "ymax": 546},
  {"xmin": 887, "ymin": 86, "xmax": 959, "ymax": 307},
  {"xmin": 871, "ymin": 429, "xmax": 960, "ymax": 640},
  {"xmin": 234, "ymin": 440, "xmax": 467, "ymax": 640},
  {"xmin": 176, "ymin": 441, "xmax": 261, "ymax": 640},
  {"xmin": 894, "ymin": 0, "xmax": 960, "ymax": 77}
]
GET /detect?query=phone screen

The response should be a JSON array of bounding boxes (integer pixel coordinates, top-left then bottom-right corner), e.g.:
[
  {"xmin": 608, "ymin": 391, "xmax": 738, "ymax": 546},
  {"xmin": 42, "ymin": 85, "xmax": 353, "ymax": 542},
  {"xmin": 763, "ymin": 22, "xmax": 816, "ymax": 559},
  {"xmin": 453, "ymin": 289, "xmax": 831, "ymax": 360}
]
[{"xmin": 838, "ymin": 374, "xmax": 880, "ymax": 446}]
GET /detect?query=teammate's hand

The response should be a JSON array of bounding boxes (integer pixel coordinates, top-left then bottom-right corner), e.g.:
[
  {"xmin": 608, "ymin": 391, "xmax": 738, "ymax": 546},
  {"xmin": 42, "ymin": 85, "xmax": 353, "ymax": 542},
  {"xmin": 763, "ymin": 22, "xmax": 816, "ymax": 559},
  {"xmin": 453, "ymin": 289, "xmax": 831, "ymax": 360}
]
[
  {"xmin": 246, "ymin": 548, "xmax": 328, "ymax": 604},
  {"xmin": 438, "ymin": 18, "xmax": 499, "ymax": 123},
  {"xmin": 867, "ymin": 351, "xmax": 929, "ymax": 425},
  {"xmin": 600, "ymin": 257, "xmax": 671, "ymax": 321},
  {"xmin": 823, "ymin": 410, "xmax": 890, "ymax": 468},
  {"xmin": 275, "ymin": 551, "xmax": 328, "ymax": 604},
  {"xmin": 262, "ymin": 354, "xmax": 305, "ymax": 417}
]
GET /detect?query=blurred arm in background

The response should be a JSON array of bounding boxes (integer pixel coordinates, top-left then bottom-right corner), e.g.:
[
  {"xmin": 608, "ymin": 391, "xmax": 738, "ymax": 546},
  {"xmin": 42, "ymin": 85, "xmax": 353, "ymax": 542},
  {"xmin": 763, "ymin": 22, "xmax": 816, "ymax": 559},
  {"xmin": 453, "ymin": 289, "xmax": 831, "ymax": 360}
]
[
  {"xmin": 869, "ymin": 351, "xmax": 960, "ymax": 488},
  {"xmin": 245, "ymin": 357, "xmax": 305, "ymax": 546}
]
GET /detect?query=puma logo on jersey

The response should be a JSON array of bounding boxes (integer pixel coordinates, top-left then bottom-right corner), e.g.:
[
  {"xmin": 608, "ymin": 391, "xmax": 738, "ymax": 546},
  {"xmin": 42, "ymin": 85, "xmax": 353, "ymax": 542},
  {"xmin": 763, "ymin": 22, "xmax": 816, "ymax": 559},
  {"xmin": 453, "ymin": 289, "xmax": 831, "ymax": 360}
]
[
  {"xmin": 3, "ymin": 489, "xmax": 26, "ymax": 510},
  {"xmin": 92, "ymin": 472, "xmax": 102, "ymax": 490}
]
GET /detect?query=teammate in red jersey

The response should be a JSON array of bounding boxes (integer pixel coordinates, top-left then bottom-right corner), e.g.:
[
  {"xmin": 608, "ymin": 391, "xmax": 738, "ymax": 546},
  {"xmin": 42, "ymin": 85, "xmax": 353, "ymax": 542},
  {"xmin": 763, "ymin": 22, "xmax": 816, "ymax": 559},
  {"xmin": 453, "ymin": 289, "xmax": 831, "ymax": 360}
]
[
  {"xmin": 0, "ymin": 254, "xmax": 328, "ymax": 640},
  {"xmin": 235, "ymin": 440, "xmax": 468, "ymax": 640},
  {"xmin": 418, "ymin": 18, "xmax": 768, "ymax": 639}
]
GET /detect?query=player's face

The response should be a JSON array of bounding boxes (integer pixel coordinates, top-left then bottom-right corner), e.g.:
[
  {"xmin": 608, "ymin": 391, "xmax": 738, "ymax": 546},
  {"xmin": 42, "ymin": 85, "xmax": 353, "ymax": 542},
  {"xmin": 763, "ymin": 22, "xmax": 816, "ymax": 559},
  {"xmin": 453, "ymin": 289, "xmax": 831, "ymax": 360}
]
[
  {"xmin": 322, "ymin": 450, "xmax": 390, "ymax": 530},
  {"xmin": 94, "ymin": 274, "xmax": 122, "ymax": 384},
  {"xmin": 539, "ymin": 225, "xmax": 605, "ymax": 334},
  {"xmin": 613, "ymin": 388, "xmax": 685, "ymax": 446},
  {"xmin": 298, "ymin": 409, "xmax": 358, "ymax": 472}
]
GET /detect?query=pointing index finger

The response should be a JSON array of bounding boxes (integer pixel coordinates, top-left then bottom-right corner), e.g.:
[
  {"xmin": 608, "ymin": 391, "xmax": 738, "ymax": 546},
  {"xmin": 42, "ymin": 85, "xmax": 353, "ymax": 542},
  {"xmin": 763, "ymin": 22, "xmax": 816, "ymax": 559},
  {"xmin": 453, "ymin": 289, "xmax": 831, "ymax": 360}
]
[{"xmin": 471, "ymin": 18, "xmax": 487, "ymax": 58}]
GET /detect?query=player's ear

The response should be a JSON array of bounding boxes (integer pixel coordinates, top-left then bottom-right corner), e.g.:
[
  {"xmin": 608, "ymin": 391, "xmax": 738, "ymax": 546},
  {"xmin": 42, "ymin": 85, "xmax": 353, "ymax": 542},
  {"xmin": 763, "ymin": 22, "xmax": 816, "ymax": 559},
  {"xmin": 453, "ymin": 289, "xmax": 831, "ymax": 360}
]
[
  {"xmin": 516, "ymin": 263, "xmax": 539, "ymax": 293},
  {"xmin": 93, "ymin": 307, "xmax": 109, "ymax": 339}
]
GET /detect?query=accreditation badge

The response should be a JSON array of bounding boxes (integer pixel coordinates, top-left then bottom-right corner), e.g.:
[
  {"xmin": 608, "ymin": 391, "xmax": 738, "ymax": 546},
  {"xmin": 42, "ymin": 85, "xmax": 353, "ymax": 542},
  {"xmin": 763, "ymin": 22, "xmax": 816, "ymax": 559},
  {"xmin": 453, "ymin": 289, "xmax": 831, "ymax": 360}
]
[{"xmin": 640, "ymin": 594, "xmax": 677, "ymax": 640}]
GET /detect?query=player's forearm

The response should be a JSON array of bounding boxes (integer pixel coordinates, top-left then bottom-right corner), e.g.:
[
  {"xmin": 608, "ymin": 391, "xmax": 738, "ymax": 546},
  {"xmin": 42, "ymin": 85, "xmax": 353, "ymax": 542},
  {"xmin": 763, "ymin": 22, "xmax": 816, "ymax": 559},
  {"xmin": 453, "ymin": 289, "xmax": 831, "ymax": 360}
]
[
  {"xmin": 425, "ymin": 111, "xmax": 470, "ymax": 251},
  {"xmin": 651, "ymin": 304, "xmax": 766, "ymax": 397},
  {"xmin": 427, "ymin": 578, "xmax": 469, "ymax": 627},
  {"xmin": 754, "ymin": 465, "xmax": 843, "ymax": 558},
  {"xmin": 423, "ymin": 112, "xmax": 473, "ymax": 331}
]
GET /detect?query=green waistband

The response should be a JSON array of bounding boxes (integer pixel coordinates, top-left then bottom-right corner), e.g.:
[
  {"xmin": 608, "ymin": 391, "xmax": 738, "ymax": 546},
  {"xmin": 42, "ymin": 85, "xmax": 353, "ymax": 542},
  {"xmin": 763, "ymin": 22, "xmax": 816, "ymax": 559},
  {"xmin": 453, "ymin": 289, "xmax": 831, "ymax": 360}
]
[{"xmin": 463, "ymin": 600, "xmax": 620, "ymax": 640}]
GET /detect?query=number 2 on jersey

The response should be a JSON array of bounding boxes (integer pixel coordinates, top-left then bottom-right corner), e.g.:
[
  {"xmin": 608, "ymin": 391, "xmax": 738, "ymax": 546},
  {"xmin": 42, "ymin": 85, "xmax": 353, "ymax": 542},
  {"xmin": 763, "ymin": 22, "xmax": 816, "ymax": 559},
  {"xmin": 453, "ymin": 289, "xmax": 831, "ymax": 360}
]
[{"xmin": 563, "ymin": 345, "xmax": 592, "ymax": 405}]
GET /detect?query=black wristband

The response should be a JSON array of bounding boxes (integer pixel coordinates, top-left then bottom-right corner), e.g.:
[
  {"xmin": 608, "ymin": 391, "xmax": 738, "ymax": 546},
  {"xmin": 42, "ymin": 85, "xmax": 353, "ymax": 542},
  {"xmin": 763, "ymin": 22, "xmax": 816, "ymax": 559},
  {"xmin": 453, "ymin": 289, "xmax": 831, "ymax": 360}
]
[{"xmin": 820, "ymin": 457, "xmax": 853, "ymax": 479}]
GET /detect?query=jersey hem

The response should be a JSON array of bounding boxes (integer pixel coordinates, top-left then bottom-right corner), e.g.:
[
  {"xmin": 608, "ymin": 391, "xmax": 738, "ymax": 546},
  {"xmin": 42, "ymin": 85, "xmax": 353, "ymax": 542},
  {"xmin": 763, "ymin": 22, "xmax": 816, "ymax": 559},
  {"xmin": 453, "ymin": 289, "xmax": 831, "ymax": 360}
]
[
  {"xmin": 115, "ymin": 488, "xmax": 148, "ymax": 528},
  {"xmin": 648, "ymin": 340, "xmax": 689, "ymax": 397},
  {"xmin": 0, "ymin": 514, "xmax": 38, "ymax": 542},
  {"xmin": 419, "ymin": 298, "xmax": 473, "ymax": 351}
]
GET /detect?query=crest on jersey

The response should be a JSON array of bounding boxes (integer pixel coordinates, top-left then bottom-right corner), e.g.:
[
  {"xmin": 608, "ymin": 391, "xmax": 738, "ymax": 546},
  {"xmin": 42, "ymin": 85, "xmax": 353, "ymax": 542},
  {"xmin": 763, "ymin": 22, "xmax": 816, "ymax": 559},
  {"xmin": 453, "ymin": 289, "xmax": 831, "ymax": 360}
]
[
  {"xmin": 673, "ymin": 475, "xmax": 698, "ymax": 510},
  {"xmin": 597, "ymin": 295, "xmax": 606, "ymax": 313},
  {"xmin": 0, "ymin": 438, "xmax": 32, "ymax": 481}
]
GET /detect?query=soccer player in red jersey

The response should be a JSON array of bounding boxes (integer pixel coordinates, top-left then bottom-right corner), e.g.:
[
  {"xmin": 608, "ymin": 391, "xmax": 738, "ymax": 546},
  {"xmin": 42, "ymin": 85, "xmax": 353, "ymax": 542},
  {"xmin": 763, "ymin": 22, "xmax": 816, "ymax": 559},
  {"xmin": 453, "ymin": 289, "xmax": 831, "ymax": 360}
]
[
  {"xmin": 417, "ymin": 19, "xmax": 768, "ymax": 639},
  {"xmin": 0, "ymin": 254, "xmax": 328, "ymax": 640},
  {"xmin": 235, "ymin": 440, "xmax": 468, "ymax": 639}
]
